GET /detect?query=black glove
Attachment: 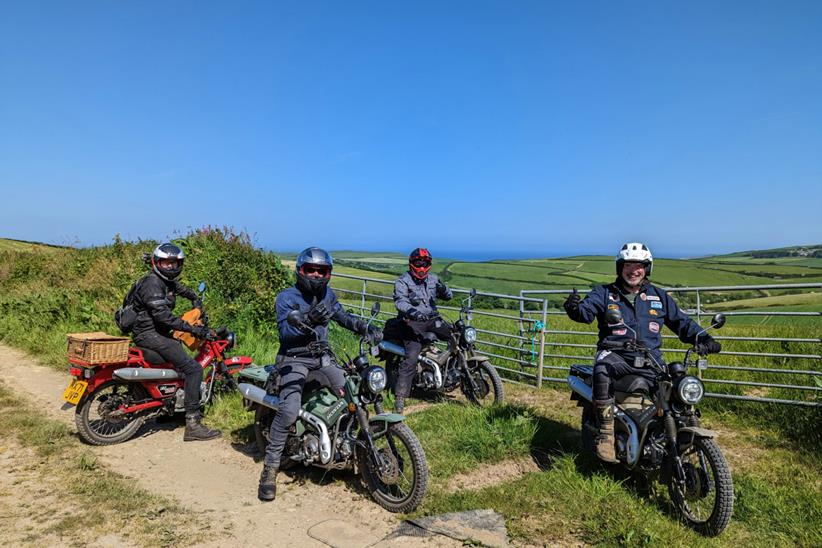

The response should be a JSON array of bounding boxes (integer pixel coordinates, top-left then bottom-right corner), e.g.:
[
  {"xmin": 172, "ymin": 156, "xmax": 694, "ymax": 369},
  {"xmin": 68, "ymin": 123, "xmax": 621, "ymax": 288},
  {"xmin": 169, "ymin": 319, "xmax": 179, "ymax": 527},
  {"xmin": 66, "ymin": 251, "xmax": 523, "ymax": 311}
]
[
  {"xmin": 307, "ymin": 302, "xmax": 334, "ymax": 326},
  {"xmin": 563, "ymin": 289, "xmax": 581, "ymax": 314},
  {"xmin": 436, "ymin": 280, "xmax": 447, "ymax": 294},
  {"xmin": 407, "ymin": 308, "xmax": 428, "ymax": 322},
  {"xmin": 192, "ymin": 298, "xmax": 203, "ymax": 310},
  {"xmin": 192, "ymin": 325, "xmax": 213, "ymax": 340},
  {"xmin": 366, "ymin": 325, "xmax": 383, "ymax": 345},
  {"xmin": 695, "ymin": 338, "xmax": 721, "ymax": 355}
]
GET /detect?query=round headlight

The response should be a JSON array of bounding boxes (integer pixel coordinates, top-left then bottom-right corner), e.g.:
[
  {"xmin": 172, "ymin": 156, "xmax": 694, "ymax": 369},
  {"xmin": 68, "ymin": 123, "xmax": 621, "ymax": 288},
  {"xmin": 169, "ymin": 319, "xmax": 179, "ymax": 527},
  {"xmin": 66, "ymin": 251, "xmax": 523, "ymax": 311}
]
[
  {"xmin": 677, "ymin": 376, "xmax": 704, "ymax": 405},
  {"xmin": 226, "ymin": 331, "xmax": 236, "ymax": 350},
  {"xmin": 464, "ymin": 327, "xmax": 478, "ymax": 344},
  {"xmin": 364, "ymin": 366, "xmax": 387, "ymax": 393}
]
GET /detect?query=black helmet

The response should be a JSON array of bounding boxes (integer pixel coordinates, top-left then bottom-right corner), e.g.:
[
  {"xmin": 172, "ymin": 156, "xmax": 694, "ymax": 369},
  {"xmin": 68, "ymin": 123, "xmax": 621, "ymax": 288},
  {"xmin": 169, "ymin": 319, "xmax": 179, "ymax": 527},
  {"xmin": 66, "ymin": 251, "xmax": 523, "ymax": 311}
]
[
  {"xmin": 151, "ymin": 243, "xmax": 185, "ymax": 281},
  {"xmin": 295, "ymin": 247, "xmax": 333, "ymax": 297}
]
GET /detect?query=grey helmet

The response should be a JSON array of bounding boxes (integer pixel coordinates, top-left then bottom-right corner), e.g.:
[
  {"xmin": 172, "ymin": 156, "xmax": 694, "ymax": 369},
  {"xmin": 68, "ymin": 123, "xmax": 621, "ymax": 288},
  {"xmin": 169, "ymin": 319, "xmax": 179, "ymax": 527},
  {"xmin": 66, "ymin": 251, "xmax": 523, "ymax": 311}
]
[
  {"xmin": 151, "ymin": 243, "xmax": 185, "ymax": 281},
  {"xmin": 295, "ymin": 247, "xmax": 333, "ymax": 297}
]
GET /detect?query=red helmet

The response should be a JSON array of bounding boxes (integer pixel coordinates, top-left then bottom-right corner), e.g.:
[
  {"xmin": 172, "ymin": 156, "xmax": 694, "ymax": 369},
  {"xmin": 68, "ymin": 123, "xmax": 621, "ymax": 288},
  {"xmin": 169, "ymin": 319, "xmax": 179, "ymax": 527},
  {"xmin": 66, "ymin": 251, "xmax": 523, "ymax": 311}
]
[{"xmin": 409, "ymin": 248, "xmax": 432, "ymax": 280}]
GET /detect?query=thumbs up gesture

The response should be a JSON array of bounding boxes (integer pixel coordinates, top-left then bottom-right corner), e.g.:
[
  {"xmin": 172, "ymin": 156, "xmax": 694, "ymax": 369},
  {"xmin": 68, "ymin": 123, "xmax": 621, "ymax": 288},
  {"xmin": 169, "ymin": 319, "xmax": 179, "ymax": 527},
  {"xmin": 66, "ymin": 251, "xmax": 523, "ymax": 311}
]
[{"xmin": 564, "ymin": 288, "xmax": 581, "ymax": 314}]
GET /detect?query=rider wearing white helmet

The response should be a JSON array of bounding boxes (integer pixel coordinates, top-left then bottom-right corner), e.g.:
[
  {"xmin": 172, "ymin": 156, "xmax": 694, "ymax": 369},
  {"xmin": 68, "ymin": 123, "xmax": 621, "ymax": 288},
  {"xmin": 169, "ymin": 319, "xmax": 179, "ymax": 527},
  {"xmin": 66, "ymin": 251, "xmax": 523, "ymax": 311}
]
[{"xmin": 563, "ymin": 242, "xmax": 721, "ymax": 462}]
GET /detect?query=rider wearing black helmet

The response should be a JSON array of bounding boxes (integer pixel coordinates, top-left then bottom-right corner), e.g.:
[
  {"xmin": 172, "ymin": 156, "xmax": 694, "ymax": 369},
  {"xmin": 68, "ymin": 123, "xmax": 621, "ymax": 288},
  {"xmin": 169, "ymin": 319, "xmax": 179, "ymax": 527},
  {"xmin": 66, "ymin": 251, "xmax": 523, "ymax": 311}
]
[
  {"xmin": 125, "ymin": 243, "xmax": 221, "ymax": 442},
  {"xmin": 258, "ymin": 247, "xmax": 383, "ymax": 501},
  {"xmin": 563, "ymin": 242, "xmax": 721, "ymax": 462},
  {"xmin": 390, "ymin": 248, "xmax": 453, "ymax": 413}
]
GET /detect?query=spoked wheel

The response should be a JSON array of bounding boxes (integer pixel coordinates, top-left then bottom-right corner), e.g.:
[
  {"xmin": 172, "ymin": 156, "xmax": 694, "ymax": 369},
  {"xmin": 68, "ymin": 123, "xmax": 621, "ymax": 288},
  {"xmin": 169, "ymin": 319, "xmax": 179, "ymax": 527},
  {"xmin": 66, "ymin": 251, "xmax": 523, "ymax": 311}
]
[
  {"xmin": 668, "ymin": 437, "xmax": 734, "ymax": 536},
  {"xmin": 461, "ymin": 360, "xmax": 504, "ymax": 406},
  {"xmin": 358, "ymin": 422, "xmax": 428, "ymax": 513},
  {"xmin": 75, "ymin": 382, "xmax": 149, "ymax": 445}
]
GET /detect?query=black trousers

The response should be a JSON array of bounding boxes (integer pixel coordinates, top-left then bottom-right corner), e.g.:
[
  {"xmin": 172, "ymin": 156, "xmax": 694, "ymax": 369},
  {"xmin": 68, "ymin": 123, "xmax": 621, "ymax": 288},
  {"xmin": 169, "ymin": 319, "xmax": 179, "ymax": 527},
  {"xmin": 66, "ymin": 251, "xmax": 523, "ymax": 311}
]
[
  {"xmin": 133, "ymin": 331, "xmax": 203, "ymax": 414},
  {"xmin": 395, "ymin": 317, "xmax": 451, "ymax": 400},
  {"xmin": 592, "ymin": 350, "xmax": 655, "ymax": 401}
]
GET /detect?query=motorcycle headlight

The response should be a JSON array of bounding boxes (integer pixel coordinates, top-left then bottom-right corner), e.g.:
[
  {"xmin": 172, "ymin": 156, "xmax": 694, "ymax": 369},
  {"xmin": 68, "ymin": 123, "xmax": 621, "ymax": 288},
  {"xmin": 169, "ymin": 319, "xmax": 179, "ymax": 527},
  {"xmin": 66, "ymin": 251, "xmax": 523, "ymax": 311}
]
[
  {"xmin": 464, "ymin": 327, "xmax": 478, "ymax": 344},
  {"xmin": 364, "ymin": 366, "xmax": 387, "ymax": 393},
  {"xmin": 677, "ymin": 376, "xmax": 704, "ymax": 405},
  {"xmin": 226, "ymin": 331, "xmax": 237, "ymax": 350}
]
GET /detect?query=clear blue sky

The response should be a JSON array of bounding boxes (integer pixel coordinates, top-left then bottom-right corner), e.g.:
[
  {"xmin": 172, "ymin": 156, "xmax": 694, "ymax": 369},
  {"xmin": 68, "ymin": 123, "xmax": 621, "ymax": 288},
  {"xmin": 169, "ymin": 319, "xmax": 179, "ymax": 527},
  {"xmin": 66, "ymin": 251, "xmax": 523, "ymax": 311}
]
[{"xmin": 1, "ymin": 1, "xmax": 820, "ymax": 259}]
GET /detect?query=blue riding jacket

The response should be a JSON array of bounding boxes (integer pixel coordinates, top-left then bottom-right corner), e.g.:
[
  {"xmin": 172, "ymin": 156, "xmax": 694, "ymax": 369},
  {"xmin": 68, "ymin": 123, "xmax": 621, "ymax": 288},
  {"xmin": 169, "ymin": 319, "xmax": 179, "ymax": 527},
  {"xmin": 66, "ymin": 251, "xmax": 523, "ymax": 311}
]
[
  {"xmin": 568, "ymin": 279, "xmax": 703, "ymax": 363},
  {"xmin": 276, "ymin": 286, "xmax": 365, "ymax": 355}
]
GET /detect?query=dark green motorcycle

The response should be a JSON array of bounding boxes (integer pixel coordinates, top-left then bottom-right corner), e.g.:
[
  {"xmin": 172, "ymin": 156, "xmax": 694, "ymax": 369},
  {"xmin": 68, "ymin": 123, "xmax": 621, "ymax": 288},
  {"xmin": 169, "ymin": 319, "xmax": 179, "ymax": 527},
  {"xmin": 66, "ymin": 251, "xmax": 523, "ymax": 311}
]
[{"xmin": 238, "ymin": 302, "xmax": 428, "ymax": 513}]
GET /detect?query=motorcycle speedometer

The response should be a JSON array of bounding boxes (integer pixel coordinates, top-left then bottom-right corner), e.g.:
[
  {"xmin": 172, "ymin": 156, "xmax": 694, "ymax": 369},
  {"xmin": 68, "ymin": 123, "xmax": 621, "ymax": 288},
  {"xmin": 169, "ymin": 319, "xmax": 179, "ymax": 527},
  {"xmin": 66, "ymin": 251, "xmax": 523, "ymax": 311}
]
[
  {"xmin": 464, "ymin": 327, "xmax": 478, "ymax": 344},
  {"xmin": 677, "ymin": 375, "xmax": 704, "ymax": 405},
  {"xmin": 363, "ymin": 366, "xmax": 387, "ymax": 393}
]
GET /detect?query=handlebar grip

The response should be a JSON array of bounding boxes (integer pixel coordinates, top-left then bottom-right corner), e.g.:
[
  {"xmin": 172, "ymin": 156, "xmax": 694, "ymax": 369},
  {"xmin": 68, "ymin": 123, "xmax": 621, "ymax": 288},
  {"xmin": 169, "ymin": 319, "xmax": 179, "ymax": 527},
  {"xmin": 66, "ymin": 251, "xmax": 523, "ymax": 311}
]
[{"xmin": 601, "ymin": 340, "xmax": 626, "ymax": 350}]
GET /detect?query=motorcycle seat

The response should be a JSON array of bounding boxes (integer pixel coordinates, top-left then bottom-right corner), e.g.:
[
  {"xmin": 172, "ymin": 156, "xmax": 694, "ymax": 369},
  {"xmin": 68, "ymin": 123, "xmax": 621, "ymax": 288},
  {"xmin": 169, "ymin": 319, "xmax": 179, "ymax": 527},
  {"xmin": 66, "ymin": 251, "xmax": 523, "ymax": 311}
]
[
  {"xmin": 614, "ymin": 374, "xmax": 653, "ymax": 395},
  {"xmin": 135, "ymin": 346, "xmax": 168, "ymax": 366}
]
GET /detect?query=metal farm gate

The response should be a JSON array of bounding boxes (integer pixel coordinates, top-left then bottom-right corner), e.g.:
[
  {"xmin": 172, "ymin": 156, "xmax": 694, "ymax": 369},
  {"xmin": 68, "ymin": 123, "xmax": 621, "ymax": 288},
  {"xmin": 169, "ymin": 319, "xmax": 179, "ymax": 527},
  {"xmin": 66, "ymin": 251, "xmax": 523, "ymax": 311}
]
[{"xmin": 331, "ymin": 274, "xmax": 821, "ymax": 408}]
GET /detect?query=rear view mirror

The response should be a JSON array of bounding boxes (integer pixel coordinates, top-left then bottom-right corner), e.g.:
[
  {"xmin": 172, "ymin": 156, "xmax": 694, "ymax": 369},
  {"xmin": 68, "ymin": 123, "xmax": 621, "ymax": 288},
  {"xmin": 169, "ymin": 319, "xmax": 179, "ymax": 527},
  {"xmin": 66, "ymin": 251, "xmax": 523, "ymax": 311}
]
[
  {"xmin": 286, "ymin": 309, "xmax": 305, "ymax": 327},
  {"xmin": 605, "ymin": 309, "xmax": 623, "ymax": 325},
  {"xmin": 470, "ymin": 288, "xmax": 477, "ymax": 298},
  {"xmin": 370, "ymin": 302, "xmax": 380, "ymax": 317},
  {"xmin": 711, "ymin": 313, "xmax": 726, "ymax": 329},
  {"xmin": 198, "ymin": 281, "xmax": 207, "ymax": 294}
]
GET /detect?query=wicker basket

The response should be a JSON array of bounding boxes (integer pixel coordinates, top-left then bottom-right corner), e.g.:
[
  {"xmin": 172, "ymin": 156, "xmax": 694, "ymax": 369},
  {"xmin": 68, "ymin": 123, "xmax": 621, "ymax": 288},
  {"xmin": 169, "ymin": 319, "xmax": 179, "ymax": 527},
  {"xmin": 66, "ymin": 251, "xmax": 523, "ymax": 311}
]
[{"xmin": 67, "ymin": 332, "xmax": 130, "ymax": 365}]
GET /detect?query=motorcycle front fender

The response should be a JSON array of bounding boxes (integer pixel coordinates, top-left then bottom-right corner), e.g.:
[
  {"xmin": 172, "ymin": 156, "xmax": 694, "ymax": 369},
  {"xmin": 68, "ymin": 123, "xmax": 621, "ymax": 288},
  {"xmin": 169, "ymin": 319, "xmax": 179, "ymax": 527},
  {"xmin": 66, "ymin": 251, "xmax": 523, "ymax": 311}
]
[
  {"xmin": 677, "ymin": 426, "xmax": 717, "ymax": 452},
  {"xmin": 368, "ymin": 413, "xmax": 405, "ymax": 437},
  {"xmin": 466, "ymin": 354, "xmax": 490, "ymax": 364}
]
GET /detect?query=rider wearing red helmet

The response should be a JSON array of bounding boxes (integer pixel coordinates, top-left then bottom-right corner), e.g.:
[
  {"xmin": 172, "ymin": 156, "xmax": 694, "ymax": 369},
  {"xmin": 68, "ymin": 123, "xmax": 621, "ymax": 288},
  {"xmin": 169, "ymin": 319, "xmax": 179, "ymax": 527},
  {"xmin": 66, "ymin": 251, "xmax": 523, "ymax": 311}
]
[{"xmin": 391, "ymin": 248, "xmax": 453, "ymax": 413}]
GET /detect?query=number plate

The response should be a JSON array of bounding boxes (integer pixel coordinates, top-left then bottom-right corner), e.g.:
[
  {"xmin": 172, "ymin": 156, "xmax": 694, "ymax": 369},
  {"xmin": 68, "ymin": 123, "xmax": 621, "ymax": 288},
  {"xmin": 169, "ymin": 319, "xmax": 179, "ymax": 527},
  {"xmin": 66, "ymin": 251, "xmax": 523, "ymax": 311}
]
[{"xmin": 62, "ymin": 380, "xmax": 88, "ymax": 405}]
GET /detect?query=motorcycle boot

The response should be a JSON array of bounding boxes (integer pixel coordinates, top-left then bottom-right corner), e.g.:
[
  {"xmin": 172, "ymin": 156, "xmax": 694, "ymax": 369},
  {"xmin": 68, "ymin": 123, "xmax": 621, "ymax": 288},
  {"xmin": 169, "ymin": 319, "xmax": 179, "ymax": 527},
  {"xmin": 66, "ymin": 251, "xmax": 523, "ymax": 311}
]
[
  {"xmin": 394, "ymin": 396, "xmax": 405, "ymax": 414},
  {"xmin": 183, "ymin": 412, "xmax": 222, "ymax": 442},
  {"xmin": 594, "ymin": 399, "xmax": 618, "ymax": 463},
  {"xmin": 258, "ymin": 465, "xmax": 278, "ymax": 501}
]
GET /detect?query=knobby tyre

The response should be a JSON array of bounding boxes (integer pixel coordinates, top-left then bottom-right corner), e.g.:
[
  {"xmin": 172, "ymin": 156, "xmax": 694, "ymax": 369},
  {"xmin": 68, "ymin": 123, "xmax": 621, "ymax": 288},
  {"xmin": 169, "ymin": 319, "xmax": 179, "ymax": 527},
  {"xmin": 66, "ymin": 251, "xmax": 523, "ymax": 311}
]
[
  {"xmin": 75, "ymin": 381, "xmax": 148, "ymax": 445},
  {"xmin": 462, "ymin": 360, "xmax": 505, "ymax": 406},
  {"xmin": 668, "ymin": 437, "xmax": 734, "ymax": 536},
  {"xmin": 358, "ymin": 422, "xmax": 428, "ymax": 513}
]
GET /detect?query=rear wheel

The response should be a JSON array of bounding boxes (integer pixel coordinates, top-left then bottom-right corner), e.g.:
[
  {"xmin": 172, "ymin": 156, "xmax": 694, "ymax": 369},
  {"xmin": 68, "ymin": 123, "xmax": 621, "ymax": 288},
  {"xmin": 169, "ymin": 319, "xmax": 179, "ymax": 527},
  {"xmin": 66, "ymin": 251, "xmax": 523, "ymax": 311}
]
[
  {"xmin": 462, "ymin": 360, "xmax": 504, "ymax": 406},
  {"xmin": 580, "ymin": 404, "xmax": 596, "ymax": 453},
  {"xmin": 358, "ymin": 422, "xmax": 428, "ymax": 513},
  {"xmin": 668, "ymin": 437, "xmax": 734, "ymax": 536},
  {"xmin": 75, "ymin": 382, "xmax": 149, "ymax": 445}
]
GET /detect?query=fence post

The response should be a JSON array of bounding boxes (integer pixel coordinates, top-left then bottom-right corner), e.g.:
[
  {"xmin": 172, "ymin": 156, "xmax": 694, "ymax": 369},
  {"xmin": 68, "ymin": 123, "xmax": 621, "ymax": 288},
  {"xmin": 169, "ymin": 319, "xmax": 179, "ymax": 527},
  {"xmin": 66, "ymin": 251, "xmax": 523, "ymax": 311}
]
[
  {"xmin": 361, "ymin": 280, "xmax": 367, "ymax": 313},
  {"xmin": 536, "ymin": 298, "xmax": 548, "ymax": 388},
  {"xmin": 696, "ymin": 289, "xmax": 702, "ymax": 325}
]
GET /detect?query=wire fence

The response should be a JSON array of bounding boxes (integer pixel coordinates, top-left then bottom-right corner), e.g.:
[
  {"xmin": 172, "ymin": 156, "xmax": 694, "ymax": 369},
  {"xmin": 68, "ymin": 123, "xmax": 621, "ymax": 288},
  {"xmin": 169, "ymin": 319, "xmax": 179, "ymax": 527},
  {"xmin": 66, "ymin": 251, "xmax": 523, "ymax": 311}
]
[{"xmin": 331, "ymin": 273, "xmax": 821, "ymax": 408}]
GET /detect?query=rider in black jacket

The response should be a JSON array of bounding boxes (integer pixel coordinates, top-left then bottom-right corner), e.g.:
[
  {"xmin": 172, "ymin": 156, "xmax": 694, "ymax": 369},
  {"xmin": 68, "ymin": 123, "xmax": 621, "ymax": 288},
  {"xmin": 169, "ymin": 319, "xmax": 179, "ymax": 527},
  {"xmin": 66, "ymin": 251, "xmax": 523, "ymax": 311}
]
[{"xmin": 127, "ymin": 243, "xmax": 221, "ymax": 442}]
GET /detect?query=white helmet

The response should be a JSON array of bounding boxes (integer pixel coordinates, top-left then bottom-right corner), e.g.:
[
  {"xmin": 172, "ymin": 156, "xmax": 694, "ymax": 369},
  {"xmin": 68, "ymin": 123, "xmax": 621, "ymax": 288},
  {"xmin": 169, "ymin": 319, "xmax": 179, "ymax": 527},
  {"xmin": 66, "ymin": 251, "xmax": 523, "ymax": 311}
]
[{"xmin": 616, "ymin": 242, "xmax": 653, "ymax": 276}]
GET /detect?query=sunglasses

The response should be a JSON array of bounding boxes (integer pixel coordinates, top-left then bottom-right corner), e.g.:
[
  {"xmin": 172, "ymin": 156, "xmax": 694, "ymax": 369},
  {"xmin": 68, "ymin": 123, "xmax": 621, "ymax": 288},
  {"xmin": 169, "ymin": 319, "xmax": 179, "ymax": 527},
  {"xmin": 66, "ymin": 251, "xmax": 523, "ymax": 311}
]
[
  {"xmin": 411, "ymin": 259, "xmax": 432, "ymax": 267},
  {"xmin": 302, "ymin": 265, "xmax": 331, "ymax": 277}
]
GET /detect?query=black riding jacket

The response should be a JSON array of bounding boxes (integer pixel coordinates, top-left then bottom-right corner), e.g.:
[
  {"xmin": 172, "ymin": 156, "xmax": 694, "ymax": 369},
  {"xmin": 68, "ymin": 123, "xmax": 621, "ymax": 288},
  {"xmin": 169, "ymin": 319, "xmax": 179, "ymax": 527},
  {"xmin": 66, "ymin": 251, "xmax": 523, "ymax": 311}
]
[{"xmin": 130, "ymin": 272, "xmax": 199, "ymax": 338}]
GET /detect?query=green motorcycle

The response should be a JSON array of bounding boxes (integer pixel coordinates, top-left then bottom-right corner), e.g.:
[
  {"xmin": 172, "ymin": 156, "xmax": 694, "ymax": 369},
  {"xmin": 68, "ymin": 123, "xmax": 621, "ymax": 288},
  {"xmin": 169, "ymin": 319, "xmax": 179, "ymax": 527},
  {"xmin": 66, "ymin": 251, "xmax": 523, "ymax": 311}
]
[{"xmin": 238, "ymin": 302, "xmax": 428, "ymax": 513}]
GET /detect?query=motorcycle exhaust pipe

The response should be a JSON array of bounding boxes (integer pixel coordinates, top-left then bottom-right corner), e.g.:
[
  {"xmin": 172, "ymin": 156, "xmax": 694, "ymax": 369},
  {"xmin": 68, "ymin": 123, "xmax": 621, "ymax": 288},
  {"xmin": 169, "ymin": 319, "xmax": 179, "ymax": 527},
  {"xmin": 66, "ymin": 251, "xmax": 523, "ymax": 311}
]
[
  {"xmin": 113, "ymin": 368, "xmax": 181, "ymax": 381},
  {"xmin": 239, "ymin": 383, "xmax": 280, "ymax": 410},
  {"xmin": 377, "ymin": 340, "xmax": 405, "ymax": 357},
  {"xmin": 568, "ymin": 375, "xmax": 593, "ymax": 403}
]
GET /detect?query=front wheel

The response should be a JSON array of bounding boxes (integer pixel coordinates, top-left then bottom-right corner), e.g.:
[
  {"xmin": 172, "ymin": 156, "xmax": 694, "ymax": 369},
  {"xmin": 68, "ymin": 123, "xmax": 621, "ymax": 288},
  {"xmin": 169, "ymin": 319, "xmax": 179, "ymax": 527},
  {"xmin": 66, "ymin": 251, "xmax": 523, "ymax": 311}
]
[
  {"xmin": 75, "ymin": 381, "xmax": 148, "ymax": 445},
  {"xmin": 668, "ymin": 437, "xmax": 734, "ymax": 536},
  {"xmin": 358, "ymin": 422, "xmax": 428, "ymax": 513},
  {"xmin": 462, "ymin": 360, "xmax": 504, "ymax": 406}
]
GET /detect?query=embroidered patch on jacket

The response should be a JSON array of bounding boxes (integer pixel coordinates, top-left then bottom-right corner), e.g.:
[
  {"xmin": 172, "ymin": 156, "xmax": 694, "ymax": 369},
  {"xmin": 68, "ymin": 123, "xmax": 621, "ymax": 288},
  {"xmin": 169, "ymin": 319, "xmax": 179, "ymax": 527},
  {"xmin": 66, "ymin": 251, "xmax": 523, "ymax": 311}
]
[
  {"xmin": 651, "ymin": 301, "xmax": 663, "ymax": 309},
  {"xmin": 648, "ymin": 321, "xmax": 660, "ymax": 333},
  {"xmin": 608, "ymin": 304, "xmax": 619, "ymax": 310},
  {"xmin": 640, "ymin": 293, "xmax": 647, "ymax": 300},
  {"xmin": 646, "ymin": 295, "xmax": 660, "ymax": 301},
  {"xmin": 649, "ymin": 309, "xmax": 659, "ymax": 316}
]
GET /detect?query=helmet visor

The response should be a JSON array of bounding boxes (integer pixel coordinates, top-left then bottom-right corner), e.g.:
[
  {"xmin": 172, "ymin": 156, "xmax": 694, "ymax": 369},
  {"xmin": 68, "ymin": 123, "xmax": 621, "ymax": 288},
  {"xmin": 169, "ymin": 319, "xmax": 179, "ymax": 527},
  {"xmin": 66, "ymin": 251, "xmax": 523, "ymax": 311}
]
[{"xmin": 300, "ymin": 264, "xmax": 331, "ymax": 278}]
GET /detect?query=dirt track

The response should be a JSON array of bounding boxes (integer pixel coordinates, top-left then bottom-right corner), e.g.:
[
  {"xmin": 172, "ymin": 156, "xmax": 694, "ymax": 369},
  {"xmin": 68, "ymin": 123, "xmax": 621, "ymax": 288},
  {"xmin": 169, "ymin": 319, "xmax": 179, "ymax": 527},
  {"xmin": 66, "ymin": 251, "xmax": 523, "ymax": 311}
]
[{"xmin": 0, "ymin": 344, "xmax": 459, "ymax": 547}]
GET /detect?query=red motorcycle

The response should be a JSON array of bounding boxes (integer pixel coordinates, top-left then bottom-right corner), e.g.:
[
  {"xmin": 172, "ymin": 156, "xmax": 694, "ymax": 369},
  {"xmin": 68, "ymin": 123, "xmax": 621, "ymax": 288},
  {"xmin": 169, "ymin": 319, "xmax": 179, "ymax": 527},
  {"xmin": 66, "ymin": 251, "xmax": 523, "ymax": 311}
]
[{"xmin": 64, "ymin": 311, "xmax": 252, "ymax": 446}]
